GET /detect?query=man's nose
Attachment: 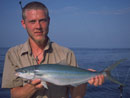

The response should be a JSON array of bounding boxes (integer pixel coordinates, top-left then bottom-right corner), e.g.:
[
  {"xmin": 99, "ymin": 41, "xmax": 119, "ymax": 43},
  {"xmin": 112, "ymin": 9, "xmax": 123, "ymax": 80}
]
[{"xmin": 36, "ymin": 21, "xmax": 41, "ymax": 29}]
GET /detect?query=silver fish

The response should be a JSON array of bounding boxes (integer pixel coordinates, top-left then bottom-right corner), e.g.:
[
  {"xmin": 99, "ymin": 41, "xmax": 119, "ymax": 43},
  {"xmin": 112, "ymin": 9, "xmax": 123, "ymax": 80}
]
[{"xmin": 15, "ymin": 59, "xmax": 126, "ymax": 89}]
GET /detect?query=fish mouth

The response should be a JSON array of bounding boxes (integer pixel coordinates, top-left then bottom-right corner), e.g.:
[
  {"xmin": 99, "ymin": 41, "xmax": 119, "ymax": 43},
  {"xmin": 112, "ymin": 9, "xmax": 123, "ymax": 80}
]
[{"xmin": 15, "ymin": 72, "xmax": 19, "ymax": 76}]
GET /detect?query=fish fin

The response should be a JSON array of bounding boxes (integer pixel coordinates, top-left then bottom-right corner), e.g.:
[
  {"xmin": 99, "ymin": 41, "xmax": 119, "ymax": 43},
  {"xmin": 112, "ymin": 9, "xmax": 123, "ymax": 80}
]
[
  {"xmin": 41, "ymin": 81, "xmax": 48, "ymax": 89},
  {"xmin": 104, "ymin": 59, "xmax": 127, "ymax": 72},
  {"xmin": 106, "ymin": 72, "xmax": 125, "ymax": 86},
  {"xmin": 103, "ymin": 59, "xmax": 127, "ymax": 86}
]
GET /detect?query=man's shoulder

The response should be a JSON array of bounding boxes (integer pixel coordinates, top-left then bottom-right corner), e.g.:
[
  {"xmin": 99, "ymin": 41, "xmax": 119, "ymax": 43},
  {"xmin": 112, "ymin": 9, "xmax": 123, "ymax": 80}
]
[
  {"xmin": 8, "ymin": 44, "xmax": 23, "ymax": 50},
  {"xmin": 51, "ymin": 42, "xmax": 77, "ymax": 66},
  {"xmin": 7, "ymin": 43, "xmax": 26, "ymax": 55},
  {"xmin": 51, "ymin": 42, "xmax": 73, "ymax": 53}
]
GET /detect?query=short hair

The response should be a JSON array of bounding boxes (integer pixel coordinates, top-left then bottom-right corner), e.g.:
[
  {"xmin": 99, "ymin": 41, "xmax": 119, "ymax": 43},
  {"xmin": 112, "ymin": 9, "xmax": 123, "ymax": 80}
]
[{"xmin": 22, "ymin": 1, "xmax": 49, "ymax": 20}]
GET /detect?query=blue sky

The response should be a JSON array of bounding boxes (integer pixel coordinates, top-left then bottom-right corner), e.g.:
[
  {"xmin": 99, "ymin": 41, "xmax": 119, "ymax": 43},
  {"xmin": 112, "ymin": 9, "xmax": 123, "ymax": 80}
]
[{"xmin": 0, "ymin": 0, "xmax": 130, "ymax": 48}]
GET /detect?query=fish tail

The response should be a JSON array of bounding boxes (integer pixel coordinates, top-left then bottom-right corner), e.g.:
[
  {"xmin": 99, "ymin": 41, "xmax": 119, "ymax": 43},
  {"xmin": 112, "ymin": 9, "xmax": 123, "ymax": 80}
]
[{"xmin": 103, "ymin": 59, "xmax": 127, "ymax": 86}]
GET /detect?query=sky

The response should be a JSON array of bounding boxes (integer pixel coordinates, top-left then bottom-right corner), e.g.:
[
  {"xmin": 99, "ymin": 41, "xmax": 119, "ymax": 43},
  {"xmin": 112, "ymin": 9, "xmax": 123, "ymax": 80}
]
[{"xmin": 0, "ymin": 0, "xmax": 130, "ymax": 48}]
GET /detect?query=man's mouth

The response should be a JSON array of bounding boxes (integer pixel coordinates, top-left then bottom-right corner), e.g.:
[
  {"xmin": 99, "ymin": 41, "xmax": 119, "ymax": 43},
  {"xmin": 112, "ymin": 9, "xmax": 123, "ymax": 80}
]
[
  {"xmin": 35, "ymin": 31, "xmax": 43, "ymax": 33},
  {"xmin": 34, "ymin": 31, "xmax": 43, "ymax": 35}
]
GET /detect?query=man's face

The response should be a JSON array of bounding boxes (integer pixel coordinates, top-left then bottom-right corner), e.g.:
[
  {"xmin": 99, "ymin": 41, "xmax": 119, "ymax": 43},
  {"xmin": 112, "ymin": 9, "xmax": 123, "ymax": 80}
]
[{"xmin": 21, "ymin": 9, "xmax": 50, "ymax": 44}]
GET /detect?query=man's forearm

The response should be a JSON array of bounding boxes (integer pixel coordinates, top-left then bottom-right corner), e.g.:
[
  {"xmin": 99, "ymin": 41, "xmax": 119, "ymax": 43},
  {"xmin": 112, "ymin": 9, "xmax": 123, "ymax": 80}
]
[
  {"xmin": 11, "ymin": 79, "xmax": 44, "ymax": 98},
  {"xmin": 11, "ymin": 84, "xmax": 37, "ymax": 98}
]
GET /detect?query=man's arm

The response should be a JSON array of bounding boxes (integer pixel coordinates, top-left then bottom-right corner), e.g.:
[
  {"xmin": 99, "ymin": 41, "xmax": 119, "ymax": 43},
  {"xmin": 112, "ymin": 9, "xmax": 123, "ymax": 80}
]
[
  {"xmin": 70, "ymin": 74, "xmax": 104, "ymax": 98},
  {"xmin": 11, "ymin": 79, "xmax": 43, "ymax": 98},
  {"xmin": 67, "ymin": 51, "xmax": 104, "ymax": 98}
]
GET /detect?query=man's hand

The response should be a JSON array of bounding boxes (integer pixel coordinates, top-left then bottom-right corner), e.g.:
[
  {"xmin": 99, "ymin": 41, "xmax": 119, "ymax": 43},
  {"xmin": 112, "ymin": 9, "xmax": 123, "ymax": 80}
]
[
  {"xmin": 88, "ymin": 69, "xmax": 104, "ymax": 86},
  {"xmin": 29, "ymin": 79, "xmax": 43, "ymax": 89},
  {"xmin": 11, "ymin": 79, "xmax": 44, "ymax": 98}
]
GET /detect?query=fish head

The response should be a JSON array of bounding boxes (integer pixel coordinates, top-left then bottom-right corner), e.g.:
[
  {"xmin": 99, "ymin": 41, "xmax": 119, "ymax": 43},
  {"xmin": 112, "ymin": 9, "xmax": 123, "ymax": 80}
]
[{"xmin": 15, "ymin": 66, "xmax": 35, "ymax": 79}]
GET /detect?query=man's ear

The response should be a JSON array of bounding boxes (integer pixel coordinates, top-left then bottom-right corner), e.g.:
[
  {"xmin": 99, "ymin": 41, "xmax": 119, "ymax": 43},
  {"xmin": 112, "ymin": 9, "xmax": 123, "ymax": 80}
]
[{"xmin": 21, "ymin": 20, "xmax": 26, "ymax": 29}]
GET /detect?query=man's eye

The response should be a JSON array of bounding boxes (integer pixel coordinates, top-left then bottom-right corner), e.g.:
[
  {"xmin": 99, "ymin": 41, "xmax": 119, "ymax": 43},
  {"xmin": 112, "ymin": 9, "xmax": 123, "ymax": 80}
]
[
  {"xmin": 29, "ymin": 20, "xmax": 36, "ymax": 23},
  {"xmin": 40, "ymin": 19, "xmax": 47, "ymax": 22}
]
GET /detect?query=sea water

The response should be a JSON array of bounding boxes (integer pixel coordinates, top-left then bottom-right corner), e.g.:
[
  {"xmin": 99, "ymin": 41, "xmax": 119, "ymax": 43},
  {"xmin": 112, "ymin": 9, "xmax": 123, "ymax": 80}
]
[
  {"xmin": 0, "ymin": 48, "xmax": 130, "ymax": 98},
  {"xmin": 72, "ymin": 48, "xmax": 130, "ymax": 98}
]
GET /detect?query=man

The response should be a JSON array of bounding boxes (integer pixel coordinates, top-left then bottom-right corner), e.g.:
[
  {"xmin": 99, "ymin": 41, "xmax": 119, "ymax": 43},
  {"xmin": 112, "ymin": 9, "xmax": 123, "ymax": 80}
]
[{"xmin": 2, "ymin": 1, "xmax": 104, "ymax": 98}]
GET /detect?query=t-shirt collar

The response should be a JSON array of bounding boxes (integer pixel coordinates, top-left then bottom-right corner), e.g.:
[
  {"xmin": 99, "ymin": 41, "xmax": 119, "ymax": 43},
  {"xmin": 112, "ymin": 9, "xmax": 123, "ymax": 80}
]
[{"xmin": 20, "ymin": 38, "xmax": 52, "ymax": 56}]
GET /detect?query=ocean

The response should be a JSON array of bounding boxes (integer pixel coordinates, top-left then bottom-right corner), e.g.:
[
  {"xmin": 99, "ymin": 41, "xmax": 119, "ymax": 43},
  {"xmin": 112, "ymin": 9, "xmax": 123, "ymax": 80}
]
[{"xmin": 0, "ymin": 48, "xmax": 130, "ymax": 98}]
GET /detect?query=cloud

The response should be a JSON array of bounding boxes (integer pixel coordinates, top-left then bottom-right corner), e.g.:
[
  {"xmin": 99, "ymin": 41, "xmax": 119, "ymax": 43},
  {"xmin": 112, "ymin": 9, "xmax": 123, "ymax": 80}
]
[{"xmin": 88, "ymin": 7, "xmax": 130, "ymax": 15}]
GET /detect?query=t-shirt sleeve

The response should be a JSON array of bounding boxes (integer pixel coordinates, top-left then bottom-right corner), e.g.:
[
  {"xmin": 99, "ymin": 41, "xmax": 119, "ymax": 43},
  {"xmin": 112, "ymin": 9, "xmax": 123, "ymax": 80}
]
[
  {"xmin": 1, "ymin": 50, "xmax": 23, "ymax": 88},
  {"xmin": 66, "ymin": 50, "xmax": 78, "ymax": 67}
]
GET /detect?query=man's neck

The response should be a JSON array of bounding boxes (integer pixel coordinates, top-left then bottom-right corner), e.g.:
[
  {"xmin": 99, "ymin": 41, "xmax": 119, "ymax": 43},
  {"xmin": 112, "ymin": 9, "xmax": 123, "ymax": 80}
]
[
  {"xmin": 29, "ymin": 38, "xmax": 48, "ymax": 51},
  {"xmin": 29, "ymin": 38, "xmax": 48, "ymax": 64}
]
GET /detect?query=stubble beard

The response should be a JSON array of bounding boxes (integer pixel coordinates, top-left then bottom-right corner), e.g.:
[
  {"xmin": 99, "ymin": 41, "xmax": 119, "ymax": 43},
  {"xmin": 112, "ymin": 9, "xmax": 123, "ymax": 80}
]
[{"xmin": 27, "ymin": 31, "xmax": 48, "ymax": 47}]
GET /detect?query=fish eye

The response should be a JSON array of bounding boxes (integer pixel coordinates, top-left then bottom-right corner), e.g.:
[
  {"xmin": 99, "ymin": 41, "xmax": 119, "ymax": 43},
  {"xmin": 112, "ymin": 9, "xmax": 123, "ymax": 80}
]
[{"xmin": 23, "ymin": 70, "xmax": 27, "ymax": 73}]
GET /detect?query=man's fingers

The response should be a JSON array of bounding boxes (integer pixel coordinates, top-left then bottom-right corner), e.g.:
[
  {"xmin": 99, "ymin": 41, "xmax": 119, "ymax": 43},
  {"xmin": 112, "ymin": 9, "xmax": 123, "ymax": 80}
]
[
  {"xmin": 88, "ymin": 75, "xmax": 104, "ymax": 86},
  {"xmin": 88, "ymin": 69, "xmax": 96, "ymax": 72},
  {"xmin": 35, "ymin": 83, "xmax": 43, "ymax": 89},
  {"xmin": 31, "ymin": 79, "xmax": 41, "ymax": 86},
  {"xmin": 88, "ymin": 77, "xmax": 94, "ymax": 85},
  {"xmin": 99, "ymin": 75, "xmax": 104, "ymax": 85},
  {"xmin": 94, "ymin": 76, "xmax": 99, "ymax": 86},
  {"xmin": 30, "ymin": 79, "xmax": 44, "ymax": 89},
  {"xmin": 94, "ymin": 75, "xmax": 104, "ymax": 86}
]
